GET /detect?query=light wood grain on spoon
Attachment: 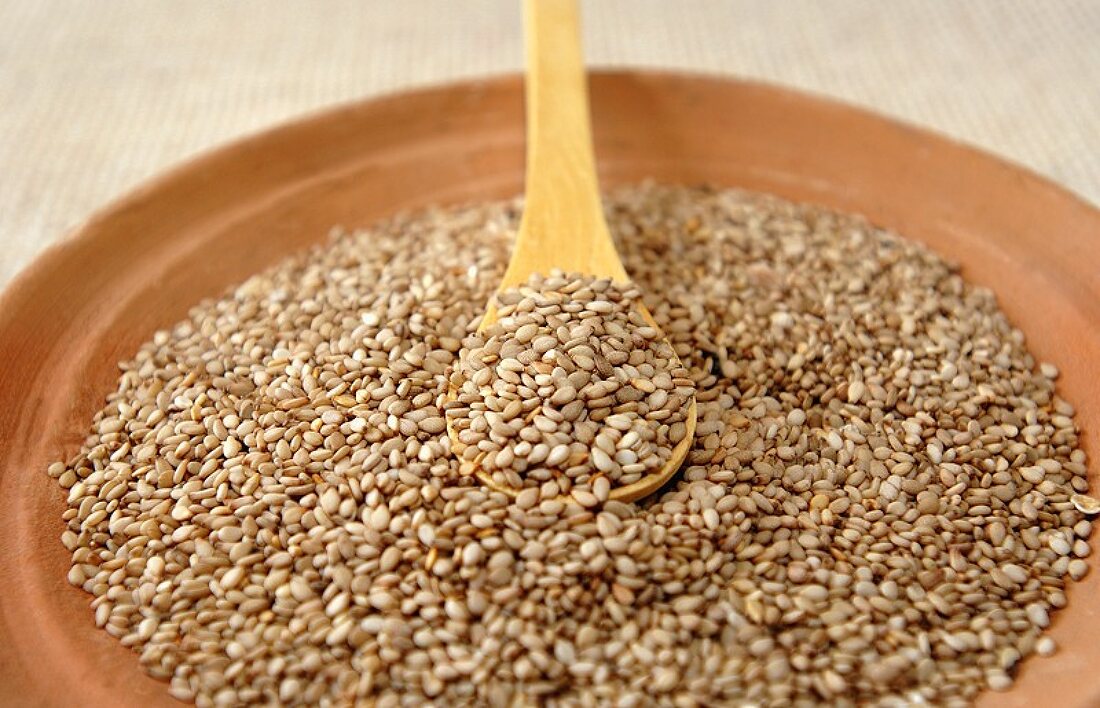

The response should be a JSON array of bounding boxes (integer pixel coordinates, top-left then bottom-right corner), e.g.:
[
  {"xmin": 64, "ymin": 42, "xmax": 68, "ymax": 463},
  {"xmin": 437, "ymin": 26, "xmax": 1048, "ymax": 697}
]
[{"xmin": 452, "ymin": 0, "xmax": 697, "ymax": 504}]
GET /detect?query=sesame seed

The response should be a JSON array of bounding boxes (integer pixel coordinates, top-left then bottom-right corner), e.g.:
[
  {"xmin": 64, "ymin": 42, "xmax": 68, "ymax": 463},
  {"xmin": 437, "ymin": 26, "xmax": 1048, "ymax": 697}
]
[{"xmin": 48, "ymin": 185, "xmax": 1091, "ymax": 706}]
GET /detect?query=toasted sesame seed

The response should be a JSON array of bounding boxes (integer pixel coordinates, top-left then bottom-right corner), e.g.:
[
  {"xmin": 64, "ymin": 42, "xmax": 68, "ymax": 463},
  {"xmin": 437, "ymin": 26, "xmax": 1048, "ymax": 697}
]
[{"xmin": 47, "ymin": 185, "xmax": 1091, "ymax": 706}]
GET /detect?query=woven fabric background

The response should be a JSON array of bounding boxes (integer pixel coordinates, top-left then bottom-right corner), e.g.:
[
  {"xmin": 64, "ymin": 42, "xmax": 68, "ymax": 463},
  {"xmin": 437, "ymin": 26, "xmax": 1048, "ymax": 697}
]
[{"xmin": 2, "ymin": 0, "xmax": 1097, "ymax": 290}]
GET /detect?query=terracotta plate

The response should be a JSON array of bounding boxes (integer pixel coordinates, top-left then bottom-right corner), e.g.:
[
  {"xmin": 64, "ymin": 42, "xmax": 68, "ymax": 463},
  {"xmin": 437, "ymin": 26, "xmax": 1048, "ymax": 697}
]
[{"xmin": 0, "ymin": 72, "xmax": 1097, "ymax": 707}]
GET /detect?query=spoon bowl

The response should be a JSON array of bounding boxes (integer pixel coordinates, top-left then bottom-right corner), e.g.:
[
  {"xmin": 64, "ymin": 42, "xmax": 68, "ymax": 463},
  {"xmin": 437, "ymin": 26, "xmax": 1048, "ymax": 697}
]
[{"xmin": 449, "ymin": 298, "xmax": 699, "ymax": 503}]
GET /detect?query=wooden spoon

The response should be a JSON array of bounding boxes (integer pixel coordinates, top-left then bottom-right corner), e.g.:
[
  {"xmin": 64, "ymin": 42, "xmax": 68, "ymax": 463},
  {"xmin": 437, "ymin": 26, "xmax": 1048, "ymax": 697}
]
[{"xmin": 448, "ymin": 0, "xmax": 697, "ymax": 503}]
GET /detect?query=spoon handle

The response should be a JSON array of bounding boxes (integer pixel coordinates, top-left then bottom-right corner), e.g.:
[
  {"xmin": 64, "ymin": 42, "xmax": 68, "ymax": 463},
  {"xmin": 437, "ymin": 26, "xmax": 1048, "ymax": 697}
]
[{"xmin": 502, "ymin": 0, "xmax": 628, "ymax": 288}]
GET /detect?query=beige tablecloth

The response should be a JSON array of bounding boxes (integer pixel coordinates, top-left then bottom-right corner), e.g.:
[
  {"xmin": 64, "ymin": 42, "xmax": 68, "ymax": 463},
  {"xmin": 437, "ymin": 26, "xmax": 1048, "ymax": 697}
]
[{"xmin": 2, "ymin": 0, "xmax": 1097, "ymax": 290}]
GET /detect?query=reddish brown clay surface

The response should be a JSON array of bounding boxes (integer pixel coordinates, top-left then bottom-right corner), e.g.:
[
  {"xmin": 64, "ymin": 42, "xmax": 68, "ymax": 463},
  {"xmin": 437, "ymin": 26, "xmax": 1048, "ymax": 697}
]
[{"xmin": 0, "ymin": 72, "xmax": 1098, "ymax": 707}]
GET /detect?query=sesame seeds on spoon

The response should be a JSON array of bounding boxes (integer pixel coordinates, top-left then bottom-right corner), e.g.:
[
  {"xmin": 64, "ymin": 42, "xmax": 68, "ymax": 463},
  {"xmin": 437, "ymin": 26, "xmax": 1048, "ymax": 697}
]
[{"xmin": 444, "ymin": 271, "xmax": 697, "ymax": 505}]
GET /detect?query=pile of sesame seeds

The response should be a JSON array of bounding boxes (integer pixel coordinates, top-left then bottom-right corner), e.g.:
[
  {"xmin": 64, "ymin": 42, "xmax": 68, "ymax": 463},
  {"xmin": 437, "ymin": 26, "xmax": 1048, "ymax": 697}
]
[
  {"xmin": 445, "ymin": 271, "xmax": 694, "ymax": 500},
  {"xmin": 49, "ymin": 184, "xmax": 1094, "ymax": 707}
]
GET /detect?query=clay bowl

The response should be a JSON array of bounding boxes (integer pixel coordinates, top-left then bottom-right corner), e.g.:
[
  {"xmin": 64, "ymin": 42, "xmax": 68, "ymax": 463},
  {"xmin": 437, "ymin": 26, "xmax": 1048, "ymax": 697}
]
[{"xmin": 1, "ymin": 71, "xmax": 1098, "ymax": 707}]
